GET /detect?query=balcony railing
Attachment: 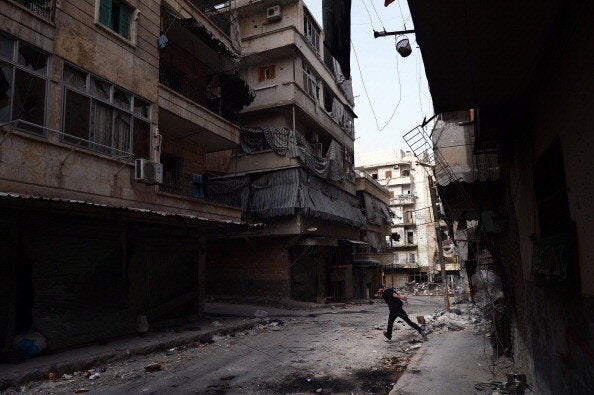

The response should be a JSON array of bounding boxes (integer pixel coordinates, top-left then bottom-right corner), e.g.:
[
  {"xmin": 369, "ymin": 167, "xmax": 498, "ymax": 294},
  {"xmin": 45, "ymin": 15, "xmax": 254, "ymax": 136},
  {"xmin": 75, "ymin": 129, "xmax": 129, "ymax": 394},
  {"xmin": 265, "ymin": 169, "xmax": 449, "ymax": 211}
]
[
  {"xmin": 159, "ymin": 170, "xmax": 242, "ymax": 209},
  {"xmin": 13, "ymin": 0, "xmax": 55, "ymax": 21},
  {"xmin": 390, "ymin": 194, "xmax": 417, "ymax": 205},
  {"xmin": 189, "ymin": 0, "xmax": 232, "ymax": 37}
]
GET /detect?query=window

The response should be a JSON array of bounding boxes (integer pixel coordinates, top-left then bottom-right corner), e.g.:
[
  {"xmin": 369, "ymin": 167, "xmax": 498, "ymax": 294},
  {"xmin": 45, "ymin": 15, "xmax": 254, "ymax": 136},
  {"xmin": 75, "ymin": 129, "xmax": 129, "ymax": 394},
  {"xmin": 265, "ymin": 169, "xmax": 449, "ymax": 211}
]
[
  {"xmin": 98, "ymin": 0, "xmax": 133, "ymax": 40},
  {"xmin": 302, "ymin": 62, "xmax": 319, "ymax": 100},
  {"xmin": 0, "ymin": 34, "xmax": 48, "ymax": 134},
  {"xmin": 258, "ymin": 65, "xmax": 276, "ymax": 81},
  {"xmin": 405, "ymin": 211, "xmax": 414, "ymax": 224},
  {"xmin": 385, "ymin": 171, "xmax": 392, "ymax": 179},
  {"xmin": 407, "ymin": 231, "xmax": 414, "ymax": 244},
  {"xmin": 409, "ymin": 253, "xmax": 416, "ymax": 263},
  {"xmin": 304, "ymin": 14, "xmax": 320, "ymax": 53},
  {"xmin": 62, "ymin": 63, "xmax": 151, "ymax": 158},
  {"xmin": 401, "ymin": 169, "xmax": 410, "ymax": 176},
  {"xmin": 371, "ymin": 173, "xmax": 378, "ymax": 180}
]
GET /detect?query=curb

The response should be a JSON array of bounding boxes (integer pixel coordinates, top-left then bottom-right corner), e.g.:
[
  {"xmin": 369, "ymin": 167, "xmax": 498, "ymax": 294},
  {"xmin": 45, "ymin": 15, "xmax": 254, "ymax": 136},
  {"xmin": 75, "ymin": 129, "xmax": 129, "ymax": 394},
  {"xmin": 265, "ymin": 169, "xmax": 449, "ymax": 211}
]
[
  {"xmin": 388, "ymin": 342, "xmax": 428, "ymax": 395},
  {"xmin": 0, "ymin": 320, "xmax": 259, "ymax": 391}
]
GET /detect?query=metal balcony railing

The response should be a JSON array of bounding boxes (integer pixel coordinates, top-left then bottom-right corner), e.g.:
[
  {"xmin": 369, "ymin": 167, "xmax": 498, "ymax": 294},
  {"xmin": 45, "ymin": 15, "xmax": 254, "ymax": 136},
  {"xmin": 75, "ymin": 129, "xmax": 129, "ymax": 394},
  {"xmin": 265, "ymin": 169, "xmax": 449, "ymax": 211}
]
[
  {"xmin": 13, "ymin": 0, "xmax": 55, "ymax": 21},
  {"xmin": 159, "ymin": 170, "xmax": 242, "ymax": 209}
]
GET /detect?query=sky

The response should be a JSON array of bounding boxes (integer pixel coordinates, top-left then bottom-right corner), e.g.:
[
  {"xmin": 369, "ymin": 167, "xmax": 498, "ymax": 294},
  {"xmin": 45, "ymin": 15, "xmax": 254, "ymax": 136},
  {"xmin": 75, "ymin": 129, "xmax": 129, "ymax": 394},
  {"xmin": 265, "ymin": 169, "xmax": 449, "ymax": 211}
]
[{"xmin": 302, "ymin": 0, "xmax": 434, "ymax": 163}]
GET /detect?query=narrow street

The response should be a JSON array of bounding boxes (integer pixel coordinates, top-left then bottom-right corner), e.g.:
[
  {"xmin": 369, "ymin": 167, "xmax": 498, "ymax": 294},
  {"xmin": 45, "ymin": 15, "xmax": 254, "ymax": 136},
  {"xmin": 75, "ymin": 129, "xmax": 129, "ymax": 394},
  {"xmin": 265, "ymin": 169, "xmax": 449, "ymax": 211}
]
[{"xmin": 9, "ymin": 298, "xmax": 441, "ymax": 394}]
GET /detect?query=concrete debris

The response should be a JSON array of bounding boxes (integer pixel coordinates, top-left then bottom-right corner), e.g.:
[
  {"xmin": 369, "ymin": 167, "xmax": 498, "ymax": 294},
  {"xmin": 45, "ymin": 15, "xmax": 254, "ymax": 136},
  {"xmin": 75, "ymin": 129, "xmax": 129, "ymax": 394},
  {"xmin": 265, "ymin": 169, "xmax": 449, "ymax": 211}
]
[
  {"xmin": 199, "ymin": 334, "xmax": 215, "ymax": 344},
  {"xmin": 254, "ymin": 310, "xmax": 269, "ymax": 318},
  {"xmin": 211, "ymin": 321, "xmax": 223, "ymax": 327},
  {"xmin": 144, "ymin": 363, "xmax": 161, "ymax": 372}
]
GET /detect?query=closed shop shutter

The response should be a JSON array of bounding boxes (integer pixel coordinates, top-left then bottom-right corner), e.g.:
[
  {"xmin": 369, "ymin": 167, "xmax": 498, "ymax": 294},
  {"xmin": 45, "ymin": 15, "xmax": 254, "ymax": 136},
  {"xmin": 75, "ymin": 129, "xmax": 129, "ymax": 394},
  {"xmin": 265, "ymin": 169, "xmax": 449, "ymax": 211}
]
[{"xmin": 25, "ymin": 219, "xmax": 132, "ymax": 351}]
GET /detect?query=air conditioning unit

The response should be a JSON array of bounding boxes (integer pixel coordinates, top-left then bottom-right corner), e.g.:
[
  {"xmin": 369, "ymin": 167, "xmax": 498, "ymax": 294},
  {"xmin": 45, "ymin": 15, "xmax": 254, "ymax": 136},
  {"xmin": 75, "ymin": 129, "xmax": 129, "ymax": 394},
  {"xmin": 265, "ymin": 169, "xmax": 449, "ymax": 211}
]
[
  {"xmin": 134, "ymin": 159, "xmax": 163, "ymax": 185},
  {"xmin": 266, "ymin": 5, "xmax": 282, "ymax": 22}
]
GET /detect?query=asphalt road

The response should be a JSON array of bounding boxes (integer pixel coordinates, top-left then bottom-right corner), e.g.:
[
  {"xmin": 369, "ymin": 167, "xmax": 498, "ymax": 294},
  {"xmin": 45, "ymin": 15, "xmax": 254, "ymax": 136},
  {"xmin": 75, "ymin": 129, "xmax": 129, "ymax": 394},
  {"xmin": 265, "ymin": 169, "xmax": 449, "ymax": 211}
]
[{"xmin": 15, "ymin": 297, "xmax": 443, "ymax": 395}]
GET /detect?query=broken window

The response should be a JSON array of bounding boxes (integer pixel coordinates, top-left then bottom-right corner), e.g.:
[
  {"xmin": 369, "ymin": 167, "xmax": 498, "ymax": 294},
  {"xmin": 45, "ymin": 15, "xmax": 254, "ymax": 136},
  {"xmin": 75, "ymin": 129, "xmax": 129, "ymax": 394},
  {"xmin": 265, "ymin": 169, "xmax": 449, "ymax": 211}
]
[
  {"xmin": 408, "ymin": 253, "xmax": 416, "ymax": 263},
  {"xmin": 98, "ymin": 0, "xmax": 134, "ymax": 40},
  {"xmin": 62, "ymin": 63, "xmax": 151, "ymax": 157},
  {"xmin": 0, "ymin": 34, "xmax": 48, "ymax": 134},
  {"xmin": 258, "ymin": 65, "xmax": 276, "ymax": 81},
  {"xmin": 385, "ymin": 171, "xmax": 392, "ymax": 179},
  {"xmin": 303, "ymin": 13, "xmax": 320, "ymax": 53},
  {"xmin": 407, "ymin": 231, "xmax": 414, "ymax": 244},
  {"xmin": 302, "ymin": 62, "xmax": 319, "ymax": 100},
  {"xmin": 401, "ymin": 169, "xmax": 410, "ymax": 176},
  {"xmin": 372, "ymin": 173, "xmax": 378, "ymax": 180}
]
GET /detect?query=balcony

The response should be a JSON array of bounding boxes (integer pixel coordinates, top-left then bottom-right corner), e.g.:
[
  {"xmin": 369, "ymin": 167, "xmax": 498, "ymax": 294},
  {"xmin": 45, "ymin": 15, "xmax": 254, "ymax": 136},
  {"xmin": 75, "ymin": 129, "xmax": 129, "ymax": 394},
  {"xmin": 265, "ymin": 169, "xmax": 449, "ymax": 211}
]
[
  {"xmin": 243, "ymin": 82, "xmax": 353, "ymax": 148},
  {"xmin": 11, "ymin": 0, "xmax": 55, "ymax": 21},
  {"xmin": 189, "ymin": 0, "xmax": 232, "ymax": 37},
  {"xmin": 390, "ymin": 194, "xmax": 417, "ymax": 205},
  {"xmin": 159, "ymin": 170, "xmax": 242, "ymax": 209}
]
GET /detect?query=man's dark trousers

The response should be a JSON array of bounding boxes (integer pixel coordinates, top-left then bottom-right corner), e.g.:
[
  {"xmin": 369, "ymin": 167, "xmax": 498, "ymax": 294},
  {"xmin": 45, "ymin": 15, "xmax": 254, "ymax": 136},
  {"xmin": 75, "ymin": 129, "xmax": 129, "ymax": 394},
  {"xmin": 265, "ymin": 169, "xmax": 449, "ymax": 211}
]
[{"xmin": 387, "ymin": 306, "xmax": 422, "ymax": 337}]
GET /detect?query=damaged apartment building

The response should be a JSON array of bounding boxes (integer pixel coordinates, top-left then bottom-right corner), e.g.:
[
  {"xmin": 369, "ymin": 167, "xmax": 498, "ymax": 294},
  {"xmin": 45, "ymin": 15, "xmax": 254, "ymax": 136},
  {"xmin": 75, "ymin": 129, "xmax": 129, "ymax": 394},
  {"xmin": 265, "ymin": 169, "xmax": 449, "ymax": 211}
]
[
  {"xmin": 407, "ymin": 0, "xmax": 594, "ymax": 393},
  {"xmin": 0, "ymin": 0, "xmax": 255, "ymax": 355},
  {"xmin": 356, "ymin": 150, "xmax": 441, "ymax": 287},
  {"xmin": 205, "ymin": 0, "xmax": 391, "ymax": 302}
]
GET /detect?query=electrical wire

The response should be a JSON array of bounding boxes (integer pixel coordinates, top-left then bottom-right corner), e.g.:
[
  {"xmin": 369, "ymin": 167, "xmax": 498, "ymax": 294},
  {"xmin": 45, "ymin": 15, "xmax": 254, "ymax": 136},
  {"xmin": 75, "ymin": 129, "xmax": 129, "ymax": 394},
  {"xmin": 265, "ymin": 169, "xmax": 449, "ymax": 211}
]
[
  {"xmin": 368, "ymin": 0, "xmax": 387, "ymax": 31},
  {"xmin": 351, "ymin": 40, "xmax": 402, "ymax": 132},
  {"xmin": 359, "ymin": 0, "xmax": 377, "ymax": 30}
]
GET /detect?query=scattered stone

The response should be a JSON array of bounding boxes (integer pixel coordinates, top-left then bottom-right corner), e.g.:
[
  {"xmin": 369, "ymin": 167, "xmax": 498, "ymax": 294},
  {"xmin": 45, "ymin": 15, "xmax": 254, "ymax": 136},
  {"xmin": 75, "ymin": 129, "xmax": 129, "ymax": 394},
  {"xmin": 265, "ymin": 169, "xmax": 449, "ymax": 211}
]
[
  {"xmin": 199, "ymin": 334, "xmax": 214, "ymax": 344},
  {"xmin": 144, "ymin": 363, "xmax": 162, "ymax": 372},
  {"xmin": 451, "ymin": 308, "xmax": 462, "ymax": 315},
  {"xmin": 88, "ymin": 372, "xmax": 101, "ymax": 380},
  {"xmin": 316, "ymin": 388, "xmax": 323, "ymax": 393},
  {"xmin": 211, "ymin": 321, "xmax": 223, "ymax": 327},
  {"xmin": 254, "ymin": 310, "xmax": 269, "ymax": 318},
  {"xmin": 74, "ymin": 389, "xmax": 89, "ymax": 393}
]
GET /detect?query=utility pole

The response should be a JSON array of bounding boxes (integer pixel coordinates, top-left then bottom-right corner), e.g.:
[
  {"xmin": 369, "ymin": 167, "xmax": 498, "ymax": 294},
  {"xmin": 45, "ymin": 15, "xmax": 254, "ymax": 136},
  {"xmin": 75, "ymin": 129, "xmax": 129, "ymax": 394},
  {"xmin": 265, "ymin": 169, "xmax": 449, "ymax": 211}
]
[{"xmin": 429, "ymin": 180, "xmax": 450, "ymax": 312}]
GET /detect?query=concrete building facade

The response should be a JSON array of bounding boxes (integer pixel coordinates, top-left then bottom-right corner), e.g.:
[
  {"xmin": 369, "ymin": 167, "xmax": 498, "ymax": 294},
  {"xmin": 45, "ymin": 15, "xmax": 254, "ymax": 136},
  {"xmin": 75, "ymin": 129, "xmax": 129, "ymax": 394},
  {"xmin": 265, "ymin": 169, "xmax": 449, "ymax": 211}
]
[
  {"xmin": 357, "ymin": 149, "xmax": 438, "ymax": 286},
  {"xmin": 205, "ymin": 0, "xmax": 377, "ymax": 303},
  {"xmin": 0, "ymin": 0, "xmax": 254, "ymax": 353}
]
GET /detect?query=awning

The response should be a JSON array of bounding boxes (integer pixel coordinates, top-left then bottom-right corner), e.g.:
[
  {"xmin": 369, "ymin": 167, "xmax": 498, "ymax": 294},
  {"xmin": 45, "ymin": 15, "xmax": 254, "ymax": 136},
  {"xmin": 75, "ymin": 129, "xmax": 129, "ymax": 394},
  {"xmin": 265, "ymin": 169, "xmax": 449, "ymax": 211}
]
[
  {"xmin": 297, "ymin": 237, "xmax": 339, "ymax": 246},
  {"xmin": 354, "ymin": 258, "xmax": 380, "ymax": 267},
  {"xmin": 179, "ymin": 17, "xmax": 239, "ymax": 59},
  {"xmin": 0, "ymin": 192, "xmax": 254, "ymax": 233}
]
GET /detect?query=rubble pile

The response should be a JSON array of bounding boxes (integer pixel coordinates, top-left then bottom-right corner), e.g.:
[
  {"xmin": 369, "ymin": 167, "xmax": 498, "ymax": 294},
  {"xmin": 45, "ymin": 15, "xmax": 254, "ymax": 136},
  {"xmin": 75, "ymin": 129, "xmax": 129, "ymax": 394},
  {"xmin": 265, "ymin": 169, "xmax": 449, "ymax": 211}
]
[
  {"xmin": 397, "ymin": 281, "xmax": 465, "ymax": 297},
  {"xmin": 419, "ymin": 304, "xmax": 490, "ymax": 336}
]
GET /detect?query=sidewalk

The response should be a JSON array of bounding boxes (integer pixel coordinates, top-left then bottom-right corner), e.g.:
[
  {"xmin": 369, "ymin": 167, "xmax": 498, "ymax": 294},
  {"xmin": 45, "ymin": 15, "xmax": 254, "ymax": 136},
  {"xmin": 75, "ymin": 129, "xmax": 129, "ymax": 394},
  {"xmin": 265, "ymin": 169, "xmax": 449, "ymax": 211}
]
[
  {"xmin": 390, "ymin": 328, "xmax": 498, "ymax": 395},
  {"xmin": 0, "ymin": 304, "xmax": 267, "ymax": 390}
]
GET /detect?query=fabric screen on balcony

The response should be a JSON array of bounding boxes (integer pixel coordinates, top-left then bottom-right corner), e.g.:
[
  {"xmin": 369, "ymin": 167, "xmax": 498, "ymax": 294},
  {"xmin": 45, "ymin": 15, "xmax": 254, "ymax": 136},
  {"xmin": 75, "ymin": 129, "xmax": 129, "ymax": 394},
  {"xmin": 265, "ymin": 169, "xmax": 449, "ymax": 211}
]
[
  {"xmin": 240, "ymin": 127, "xmax": 345, "ymax": 182},
  {"xmin": 209, "ymin": 168, "xmax": 366, "ymax": 227},
  {"xmin": 364, "ymin": 194, "xmax": 393, "ymax": 225}
]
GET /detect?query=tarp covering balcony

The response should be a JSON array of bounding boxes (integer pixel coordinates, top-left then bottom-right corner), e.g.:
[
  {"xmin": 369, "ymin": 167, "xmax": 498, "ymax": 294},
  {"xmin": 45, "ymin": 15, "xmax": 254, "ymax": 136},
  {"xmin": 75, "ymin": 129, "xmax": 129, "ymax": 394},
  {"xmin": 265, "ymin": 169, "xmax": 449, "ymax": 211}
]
[
  {"xmin": 363, "ymin": 194, "xmax": 393, "ymax": 225},
  {"xmin": 208, "ymin": 168, "xmax": 366, "ymax": 227},
  {"xmin": 240, "ymin": 127, "xmax": 345, "ymax": 181},
  {"xmin": 179, "ymin": 17, "xmax": 239, "ymax": 59}
]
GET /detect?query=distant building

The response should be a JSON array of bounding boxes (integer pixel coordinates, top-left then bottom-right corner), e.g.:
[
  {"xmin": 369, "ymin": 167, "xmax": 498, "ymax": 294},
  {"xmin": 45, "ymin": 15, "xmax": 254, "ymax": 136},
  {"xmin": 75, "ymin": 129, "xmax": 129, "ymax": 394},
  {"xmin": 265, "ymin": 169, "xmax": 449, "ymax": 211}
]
[{"xmin": 356, "ymin": 149, "xmax": 438, "ymax": 286}]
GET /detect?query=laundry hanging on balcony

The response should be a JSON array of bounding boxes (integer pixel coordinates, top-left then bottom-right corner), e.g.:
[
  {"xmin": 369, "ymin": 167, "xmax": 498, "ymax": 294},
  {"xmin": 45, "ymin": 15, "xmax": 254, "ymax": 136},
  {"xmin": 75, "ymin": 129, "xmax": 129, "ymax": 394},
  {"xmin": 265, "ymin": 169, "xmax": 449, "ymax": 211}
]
[
  {"xmin": 240, "ymin": 127, "xmax": 345, "ymax": 181},
  {"xmin": 179, "ymin": 17, "xmax": 239, "ymax": 59}
]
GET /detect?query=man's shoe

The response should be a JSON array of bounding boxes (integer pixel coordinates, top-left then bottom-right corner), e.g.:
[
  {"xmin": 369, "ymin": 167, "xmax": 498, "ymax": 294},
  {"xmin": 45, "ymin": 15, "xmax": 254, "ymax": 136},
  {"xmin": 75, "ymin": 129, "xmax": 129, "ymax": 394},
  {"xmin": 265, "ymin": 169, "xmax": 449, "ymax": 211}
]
[{"xmin": 383, "ymin": 331, "xmax": 392, "ymax": 340}]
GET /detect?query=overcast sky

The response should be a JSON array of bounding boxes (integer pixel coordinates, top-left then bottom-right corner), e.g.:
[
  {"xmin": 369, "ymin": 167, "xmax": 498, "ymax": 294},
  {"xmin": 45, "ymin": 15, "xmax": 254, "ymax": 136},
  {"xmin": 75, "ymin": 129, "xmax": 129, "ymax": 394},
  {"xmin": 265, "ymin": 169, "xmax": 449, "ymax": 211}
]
[{"xmin": 302, "ymin": 0, "xmax": 433, "ymax": 163}]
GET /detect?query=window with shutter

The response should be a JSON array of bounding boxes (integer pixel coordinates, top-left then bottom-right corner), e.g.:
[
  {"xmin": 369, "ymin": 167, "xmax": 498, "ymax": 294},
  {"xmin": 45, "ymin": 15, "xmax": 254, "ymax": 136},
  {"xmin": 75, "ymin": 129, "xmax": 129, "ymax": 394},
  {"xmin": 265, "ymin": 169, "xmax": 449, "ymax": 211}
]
[
  {"xmin": 97, "ymin": 0, "xmax": 134, "ymax": 41},
  {"xmin": 99, "ymin": 0, "xmax": 112, "ymax": 27}
]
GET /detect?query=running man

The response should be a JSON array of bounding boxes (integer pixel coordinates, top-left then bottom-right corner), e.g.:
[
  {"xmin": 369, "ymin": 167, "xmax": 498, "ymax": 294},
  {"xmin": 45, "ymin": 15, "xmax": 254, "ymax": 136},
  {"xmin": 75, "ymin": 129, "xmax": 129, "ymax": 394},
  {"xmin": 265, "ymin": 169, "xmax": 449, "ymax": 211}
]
[{"xmin": 375, "ymin": 284, "xmax": 427, "ymax": 341}]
